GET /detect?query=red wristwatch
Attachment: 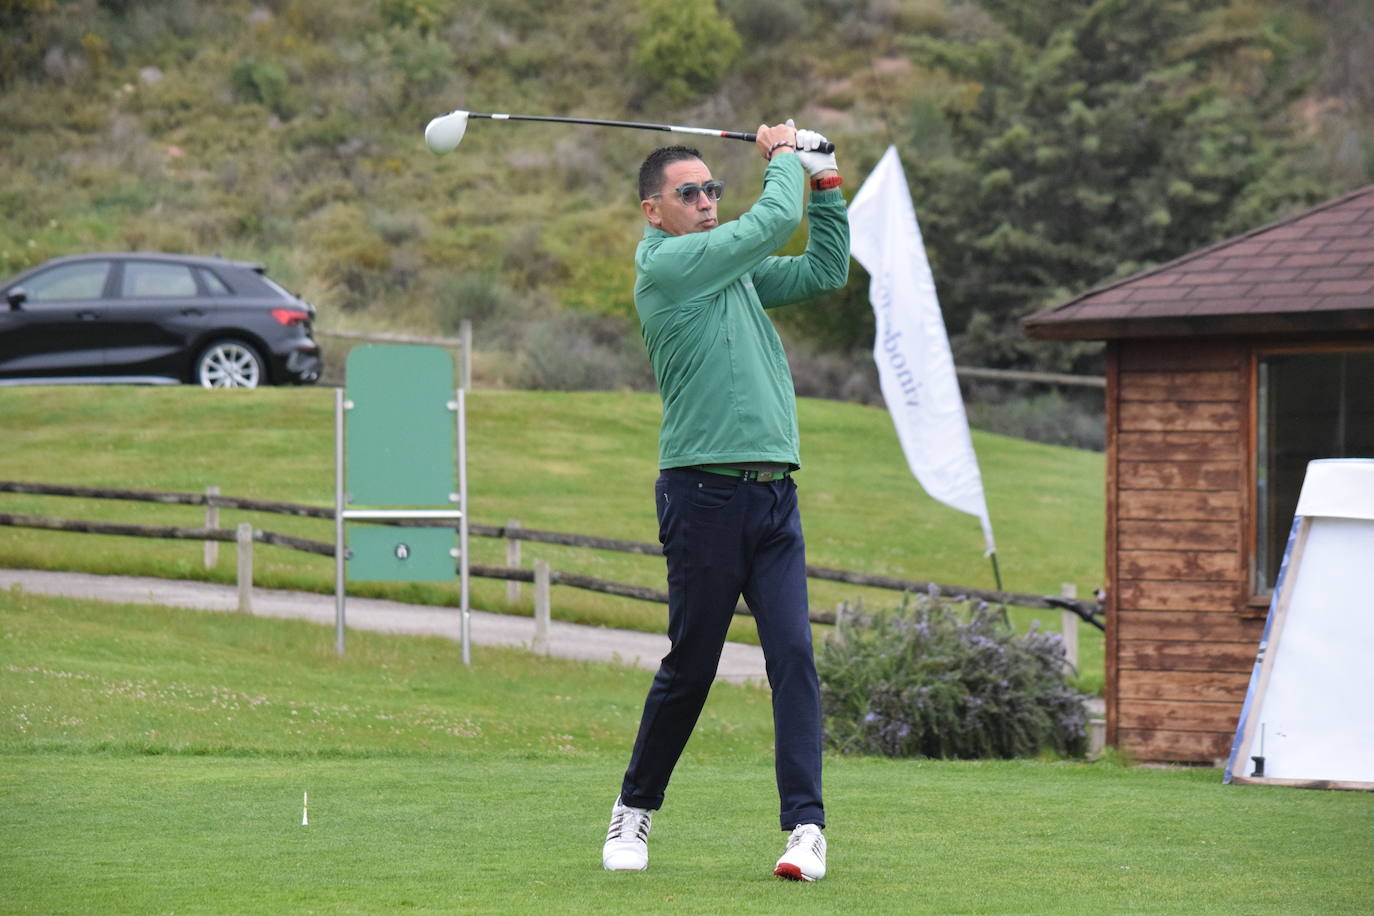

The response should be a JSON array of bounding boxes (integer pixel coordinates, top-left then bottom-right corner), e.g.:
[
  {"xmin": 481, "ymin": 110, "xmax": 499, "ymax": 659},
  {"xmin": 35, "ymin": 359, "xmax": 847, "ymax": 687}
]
[{"xmin": 811, "ymin": 175, "xmax": 843, "ymax": 191}]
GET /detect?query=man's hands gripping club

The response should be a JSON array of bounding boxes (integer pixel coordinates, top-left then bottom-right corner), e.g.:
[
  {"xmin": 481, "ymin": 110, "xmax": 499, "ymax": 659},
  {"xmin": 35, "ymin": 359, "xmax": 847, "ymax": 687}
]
[
  {"xmin": 755, "ymin": 122, "xmax": 798, "ymax": 161},
  {"xmin": 755, "ymin": 120, "xmax": 838, "ymax": 179},
  {"xmin": 792, "ymin": 124, "xmax": 838, "ymax": 177}
]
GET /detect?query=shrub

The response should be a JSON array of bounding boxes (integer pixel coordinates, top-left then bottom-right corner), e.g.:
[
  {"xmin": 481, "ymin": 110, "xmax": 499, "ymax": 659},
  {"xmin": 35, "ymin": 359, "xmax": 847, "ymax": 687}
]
[
  {"xmin": 306, "ymin": 203, "xmax": 392, "ymax": 309},
  {"xmin": 817, "ymin": 593, "xmax": 1090, "ymax": 759},
  {"xmin": 228, "ymin": 58, "xmax": 296, "ymax": 119},
  {"xmin": 375, "ymin": 24, "xmax": 455, "ymax": 109},
  {"xmin": 516, "ymin": 311, "xmax": 654, "ymax": 392},
  {"xmin": 720, "ymin": 0, "xmax": 807, "ymax": 43},
  {"xmin": 379, "ymin": 0, "xmax": 445, "ymax": 33},
  {"xmin": 963, "ymin": 387, "xmax": 1105, "ymax": 452},
  {"xmin": 784, "ymin": 338, "xmax": 882, "ymax": 405},
  {"xmin": 434, "ymin": 271, "xmax": 521, "ymax": 335},
  {"xmin": 633, "ymin": 0, "xmax": 741, "ymax": 102}
]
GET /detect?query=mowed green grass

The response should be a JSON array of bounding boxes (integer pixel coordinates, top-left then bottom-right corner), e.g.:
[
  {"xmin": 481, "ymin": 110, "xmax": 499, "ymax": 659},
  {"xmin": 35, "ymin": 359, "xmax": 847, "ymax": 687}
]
[
  {"xmin": 3, "ymin": 591, "xmax": 1372, "ymax": 915},
  {"xmin": 0, "ymin": 385, "xmax": 1105, "ymax": 689}
]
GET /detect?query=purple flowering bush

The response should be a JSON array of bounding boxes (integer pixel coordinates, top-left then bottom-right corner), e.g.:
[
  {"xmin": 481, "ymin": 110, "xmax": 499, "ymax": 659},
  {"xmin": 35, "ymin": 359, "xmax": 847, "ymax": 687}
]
[{"xmin": 816, "ymin": 594, "xmax": 1090, "ymax": 759}]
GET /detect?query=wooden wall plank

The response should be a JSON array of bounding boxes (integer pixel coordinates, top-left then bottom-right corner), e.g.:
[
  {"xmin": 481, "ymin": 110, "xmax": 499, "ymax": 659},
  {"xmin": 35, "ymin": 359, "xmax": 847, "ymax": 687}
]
[
  {"xmin": 1242, "ymin": 347, "xmax": 1259, "ymax": 615},
  {"xmin": 1118, "ymin": 699, "xmax": 1241, "ymax": 733},
  {"xmin": 1118, "ymin": 520, "xmax": 1240, "ymax": 551},
  {"xmin": 1117, "ymin": 431, "xmax": 1245, "ymax": 462},
  {"xmin": 1117, "ymin": 669, "xmax": 1250, "ymax": 703},
  {"xmin": 1105, "ymin": 342, "xmax": 1122, "ymax": 748},
  {"xmin": 1118, "ymin": 461, "xmax": 1241, "ymax": 491},
  {"xmin": 1118, "ymin": 489, "xmax": 1241, "ymax": 520},
  {"xmin": 1118, "ymin": 401, "xmax": 1243, "ymax": 432},
  {"xmin": 1118, "ymin": 341, "xmax": 1247, "ymax": 372},
  {"xmin": 1119, "ymin": 640, "xmax": 1257, "ymax": 671},
  {"xmin": 1118, "ymin": 728, "xmax": 1233, "ymax": 763},
  {"xmin": 1118, "ymin": 370, "xmax": 1245, "ymax": 402},
  {"xmin": 1117, "ymin": 580, "xmax": 1243, "ymax": 612},
  {"xmin": 1109, "ymin": 340, "xmax": 1254, "ymax": 764},
  {"xmin": 1118, "ymin": 550, "xmax": 1241, "ymax": 581},
  {"xmin": 1116, "ymin": 610, "xmax": 1261, "ymax": 642}
]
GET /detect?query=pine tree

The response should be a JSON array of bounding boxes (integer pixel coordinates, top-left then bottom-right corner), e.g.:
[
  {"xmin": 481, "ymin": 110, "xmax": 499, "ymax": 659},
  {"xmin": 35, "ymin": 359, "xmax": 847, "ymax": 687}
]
[{"xmin": 902, "ymin": 0, "xmax": 1331, "ymax": 369}]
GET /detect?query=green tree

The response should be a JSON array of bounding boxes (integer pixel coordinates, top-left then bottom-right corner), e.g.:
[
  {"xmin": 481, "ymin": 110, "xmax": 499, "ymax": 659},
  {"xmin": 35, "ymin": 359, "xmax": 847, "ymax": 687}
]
[
  {"xmin": 900, "ymin": 0, "xmax": 1330, "ymax": 371},
  {"xmin": 634, "ymin": 0, "xmax": 742, "ymax": 102}
]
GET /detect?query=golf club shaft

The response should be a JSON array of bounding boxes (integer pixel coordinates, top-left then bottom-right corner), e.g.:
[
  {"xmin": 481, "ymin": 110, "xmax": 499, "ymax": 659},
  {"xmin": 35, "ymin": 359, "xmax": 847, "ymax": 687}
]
[{"xmin": 462, "ymin": 111, "xmax": 836, "ymax": 153}]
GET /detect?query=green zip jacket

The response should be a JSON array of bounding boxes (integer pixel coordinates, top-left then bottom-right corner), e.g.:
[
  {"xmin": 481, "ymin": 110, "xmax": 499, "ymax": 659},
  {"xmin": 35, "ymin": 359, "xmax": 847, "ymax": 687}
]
[{"xmin": 635, "ymin": 155, "xmax": 850, "ymax": 470}]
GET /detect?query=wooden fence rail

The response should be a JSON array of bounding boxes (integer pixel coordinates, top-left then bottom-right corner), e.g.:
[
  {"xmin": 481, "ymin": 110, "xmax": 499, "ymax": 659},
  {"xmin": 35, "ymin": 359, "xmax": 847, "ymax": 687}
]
[
  {"xmin": 314, "ymin": 327, "xmax": 1108, "ymax": 390},
  {"xmin": 418, "ymin": 520, "xmax": 1102, "ymax": 624},
  {"xmin": 954, "ymin": 365, "xmax": 1105, "ymax": 389},
  {"xmin": 0, "ymin": 512, "xmax": 333, "ymax": 556},
  {"xmin": 0, "ymin": 480, "xmax": 1104, "ymax": 628},
  {"xmin": 0, "ymin": 481, "xmax": 333, "ymax": 519}
]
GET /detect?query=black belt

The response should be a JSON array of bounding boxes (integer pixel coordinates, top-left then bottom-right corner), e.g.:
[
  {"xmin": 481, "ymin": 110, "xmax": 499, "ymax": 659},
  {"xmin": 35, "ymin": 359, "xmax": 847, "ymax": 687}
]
[{"xmin": 694, "ymin": 464, "xmax": 792, "ymax": 482}]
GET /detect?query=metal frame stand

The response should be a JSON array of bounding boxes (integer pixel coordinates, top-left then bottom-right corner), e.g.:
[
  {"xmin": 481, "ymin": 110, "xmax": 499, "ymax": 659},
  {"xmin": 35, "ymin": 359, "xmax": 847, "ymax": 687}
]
[{"xmin": 334, "ymin": 384, "xmax": 470, "ymax": 663}]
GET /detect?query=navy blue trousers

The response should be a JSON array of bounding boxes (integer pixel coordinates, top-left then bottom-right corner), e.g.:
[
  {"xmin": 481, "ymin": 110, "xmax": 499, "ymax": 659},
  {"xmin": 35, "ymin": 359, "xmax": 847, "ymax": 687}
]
[{"xmin": 619, "ymin": 467, "xmax": 825, "ymax": 830}]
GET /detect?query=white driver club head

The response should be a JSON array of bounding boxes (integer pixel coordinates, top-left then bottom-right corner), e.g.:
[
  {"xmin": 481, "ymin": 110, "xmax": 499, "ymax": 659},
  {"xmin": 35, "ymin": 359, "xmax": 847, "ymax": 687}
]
[{"xmin": 425, "ymin": 110, "xmax": 469, "ymax": 155}]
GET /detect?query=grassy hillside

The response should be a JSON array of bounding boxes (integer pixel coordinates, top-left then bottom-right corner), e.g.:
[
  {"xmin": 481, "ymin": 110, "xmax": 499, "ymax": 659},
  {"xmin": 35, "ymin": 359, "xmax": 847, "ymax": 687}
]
[
  {"xmin": 4, "ymin": 591, "xmax": 1373, "ymax": 914},
  {"xmin": 3, "ymin": 0, "xmax": 1370, "ymax": 400},
  {"xmin": 1, "ymin": 0, "xmax": 831, "ymax": 343},
  {"xmin": 0, "ymin": 385, "xmax": 1106, "ymax": 686}
]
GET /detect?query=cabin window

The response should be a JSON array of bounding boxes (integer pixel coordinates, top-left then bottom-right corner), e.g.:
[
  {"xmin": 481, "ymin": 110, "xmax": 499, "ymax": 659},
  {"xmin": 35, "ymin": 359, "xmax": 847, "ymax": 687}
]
[{"xmin": 1254, "ymin": 349, "xmax": 1374, "ymax": 594}]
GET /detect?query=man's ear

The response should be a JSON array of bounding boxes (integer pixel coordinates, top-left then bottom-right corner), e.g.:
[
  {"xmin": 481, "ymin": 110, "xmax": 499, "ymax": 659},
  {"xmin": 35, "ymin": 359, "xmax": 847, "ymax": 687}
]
[{"xmin": 642, "ymin": 197, "xmax": 662, "ymax": 228}]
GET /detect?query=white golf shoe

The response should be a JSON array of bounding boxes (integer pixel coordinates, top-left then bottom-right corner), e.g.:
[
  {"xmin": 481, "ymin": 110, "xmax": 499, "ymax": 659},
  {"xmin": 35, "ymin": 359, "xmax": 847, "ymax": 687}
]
[
  {"xmin": 774, "ymin": 823, "xmax": 826, "ymax": 882},
  {"xmin": 602, "ymin": 797, "xmax": 652, "ymax": 871}
]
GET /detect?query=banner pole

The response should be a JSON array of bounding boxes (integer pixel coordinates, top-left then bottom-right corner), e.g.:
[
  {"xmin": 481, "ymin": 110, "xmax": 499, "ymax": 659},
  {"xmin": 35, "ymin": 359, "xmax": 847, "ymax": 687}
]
[{"xmin": 989, "ymin": 551, "xmax": 1009, "ymax": 624}]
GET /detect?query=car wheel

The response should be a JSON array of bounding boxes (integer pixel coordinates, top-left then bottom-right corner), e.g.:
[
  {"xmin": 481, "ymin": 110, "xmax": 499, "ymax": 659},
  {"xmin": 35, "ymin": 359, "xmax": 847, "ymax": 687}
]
[{"xmin": 195, "ymin": 339, "xmax": 265, "ymax": 388}]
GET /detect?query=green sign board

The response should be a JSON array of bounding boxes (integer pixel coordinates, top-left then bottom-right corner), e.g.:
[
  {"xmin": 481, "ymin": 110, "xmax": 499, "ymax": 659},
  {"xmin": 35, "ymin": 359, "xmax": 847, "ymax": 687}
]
[
  {"xmin": 345, "ymin": 345, "xmax": 455, "ymax": 507},
  {"xmin": 347, "ymin": 524, "xmax": 456, "ymax": 582}
]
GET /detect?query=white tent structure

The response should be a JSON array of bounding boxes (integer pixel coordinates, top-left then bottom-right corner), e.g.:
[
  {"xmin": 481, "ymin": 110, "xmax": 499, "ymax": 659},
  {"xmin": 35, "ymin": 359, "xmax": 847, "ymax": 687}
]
[{"xmin": 1225, "ymin": 459, "xmax": 1374, "ymax": 790}]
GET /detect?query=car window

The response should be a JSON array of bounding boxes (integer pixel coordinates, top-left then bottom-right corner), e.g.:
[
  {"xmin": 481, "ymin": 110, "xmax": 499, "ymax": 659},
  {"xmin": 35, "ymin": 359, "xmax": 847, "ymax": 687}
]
[
  {"xmin": 122, "ymin": 261, "xmax": 200, "ymax": 297},
  {"xmin": 198, "ymin": 268, "xmax": 231, "ymax": 295},
  {"xmin": 23, "ymin": 261, "xmax": 111, "ymax": 301},
  {"xmin": 259, "ymin": 274, "xmax": 295, "ymax": 300}
]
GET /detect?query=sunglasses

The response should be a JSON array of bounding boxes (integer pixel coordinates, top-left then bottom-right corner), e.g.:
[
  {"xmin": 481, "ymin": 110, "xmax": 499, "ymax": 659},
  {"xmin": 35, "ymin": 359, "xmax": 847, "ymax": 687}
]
[{"xmin": 650, "ymin": 180, "xmax": 725, "ymax": 205}]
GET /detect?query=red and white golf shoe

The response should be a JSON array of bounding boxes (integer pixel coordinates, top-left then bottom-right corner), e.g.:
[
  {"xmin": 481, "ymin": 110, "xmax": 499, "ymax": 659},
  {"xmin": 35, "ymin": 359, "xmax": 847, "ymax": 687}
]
[{"xmin": 774, "ymin": 823, "xmax": 826, "ymax": 882}]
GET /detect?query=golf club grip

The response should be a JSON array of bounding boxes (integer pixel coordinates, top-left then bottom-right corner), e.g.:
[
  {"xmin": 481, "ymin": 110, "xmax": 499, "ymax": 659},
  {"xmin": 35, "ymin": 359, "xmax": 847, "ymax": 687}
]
[{"xmin": 734, "ymin": 132, "xmax": 836, "ymax": 154}]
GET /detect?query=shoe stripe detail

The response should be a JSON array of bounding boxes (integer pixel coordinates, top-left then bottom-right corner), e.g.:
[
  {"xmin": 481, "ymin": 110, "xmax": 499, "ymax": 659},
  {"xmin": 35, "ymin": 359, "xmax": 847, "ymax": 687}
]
[{"xmin": 606, "ymin": 808, "xmax": 651, "ymax": 843}]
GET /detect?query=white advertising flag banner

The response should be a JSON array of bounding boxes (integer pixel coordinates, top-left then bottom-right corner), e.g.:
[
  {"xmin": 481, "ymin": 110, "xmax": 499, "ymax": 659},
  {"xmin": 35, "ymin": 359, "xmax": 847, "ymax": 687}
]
[{"xmin": 848, "ymin": 145, "xmax": 996, "ymax": 554}]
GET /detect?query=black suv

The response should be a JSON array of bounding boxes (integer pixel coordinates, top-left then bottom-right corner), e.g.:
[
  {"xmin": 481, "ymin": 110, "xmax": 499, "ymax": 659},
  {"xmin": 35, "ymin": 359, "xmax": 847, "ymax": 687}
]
[{"xmin": 0, "ymin": 253, "xmax": 323, "ymax": 387}]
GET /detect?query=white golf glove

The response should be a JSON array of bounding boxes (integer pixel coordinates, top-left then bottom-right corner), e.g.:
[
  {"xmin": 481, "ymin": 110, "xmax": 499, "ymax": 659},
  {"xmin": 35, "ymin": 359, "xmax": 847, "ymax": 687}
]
[{"xmin": 794, "ymin": 128, "xmax": 837, "ymax": 176}]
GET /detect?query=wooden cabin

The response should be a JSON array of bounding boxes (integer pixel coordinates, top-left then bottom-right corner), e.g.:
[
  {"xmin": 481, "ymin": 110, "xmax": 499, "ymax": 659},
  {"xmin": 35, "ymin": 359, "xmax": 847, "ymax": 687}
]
[{"xmin": 1023, "ymin": 185, "xmax": 1374, "ymax": 764}]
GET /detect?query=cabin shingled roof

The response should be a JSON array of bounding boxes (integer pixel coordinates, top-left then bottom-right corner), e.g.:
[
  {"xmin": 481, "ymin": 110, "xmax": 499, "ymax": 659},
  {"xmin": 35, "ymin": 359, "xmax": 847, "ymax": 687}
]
[{"xmin": 1022, "ymin": 185, "xmax": 1374, "ymax": 340}]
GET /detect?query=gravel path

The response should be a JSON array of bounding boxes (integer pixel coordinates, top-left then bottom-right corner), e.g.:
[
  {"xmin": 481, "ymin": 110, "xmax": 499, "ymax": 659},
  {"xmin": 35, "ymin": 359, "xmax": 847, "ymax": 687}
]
[{"xmin": 0, "ymin": 568, "xmax": 768, "ymax": 685}]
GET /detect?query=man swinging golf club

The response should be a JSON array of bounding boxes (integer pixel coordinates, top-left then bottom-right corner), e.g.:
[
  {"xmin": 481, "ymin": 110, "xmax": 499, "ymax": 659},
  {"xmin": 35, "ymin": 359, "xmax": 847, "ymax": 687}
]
[{"xmin": 602, "ymin": 119, "xmax": 849, "ymax": 881}]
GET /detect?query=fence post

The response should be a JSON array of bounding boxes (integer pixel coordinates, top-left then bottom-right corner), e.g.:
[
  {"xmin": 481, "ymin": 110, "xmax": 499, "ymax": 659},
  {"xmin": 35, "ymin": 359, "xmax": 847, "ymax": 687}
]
[
  {"xmin": 1060, "ymin": 583, "xmax": 1079, "ymax": 672},
  {"xmin": 506, "ymin": 518, "xmax": 522, "ymax": 603},
  {"xmin": 203, "ymin": 485, "xmax": 219, "ymax": 569},
  {"xmin": 237, "ymin": 523, "xmax": 254, "ymax": 614},
  {"xmin": 533, "ymin": 559, "xmax": 551, "ymax": 655}
]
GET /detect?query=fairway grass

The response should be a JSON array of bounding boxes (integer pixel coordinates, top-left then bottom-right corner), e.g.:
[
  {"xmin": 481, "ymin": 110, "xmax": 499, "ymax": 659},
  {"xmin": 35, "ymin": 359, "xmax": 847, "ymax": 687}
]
[
  {"xmin": 8, "ymin": 754, "xmax": 1372, "ymax": 915},
  {"xmin": 4, "ymin": 591, "xmax": 1372, "ymax": 914}
]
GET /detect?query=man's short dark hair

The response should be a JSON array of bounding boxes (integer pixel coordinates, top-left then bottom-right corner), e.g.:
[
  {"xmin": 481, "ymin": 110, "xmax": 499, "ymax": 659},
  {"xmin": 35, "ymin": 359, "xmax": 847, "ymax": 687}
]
[{"xmin": 638, "ymin": 145, "xmax": 703, "ymax": 202}]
